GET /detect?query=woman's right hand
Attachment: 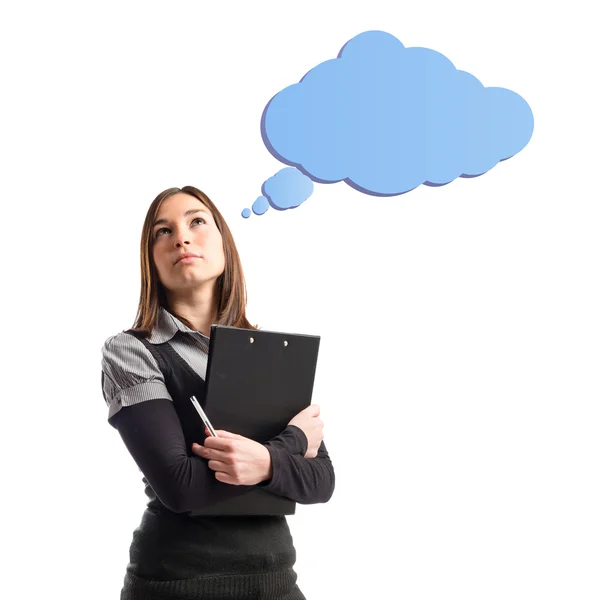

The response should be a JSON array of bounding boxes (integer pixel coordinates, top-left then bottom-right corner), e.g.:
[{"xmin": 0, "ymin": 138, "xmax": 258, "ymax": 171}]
[{"xmin": 287, "ymin": 404, "xmax": 324, "ymax": 458}]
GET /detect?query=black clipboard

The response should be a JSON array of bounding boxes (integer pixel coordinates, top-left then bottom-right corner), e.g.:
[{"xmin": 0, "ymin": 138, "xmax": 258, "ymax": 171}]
[{"xmin": 189, "ymin": 324, "xmax": 321, "ymax": 517}]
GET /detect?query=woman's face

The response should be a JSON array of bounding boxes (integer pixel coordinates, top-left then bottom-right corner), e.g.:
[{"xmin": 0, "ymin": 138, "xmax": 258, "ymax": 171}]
[{"xmin": 151, "ymin": 192, "xmax": 225, "ymax": 295}]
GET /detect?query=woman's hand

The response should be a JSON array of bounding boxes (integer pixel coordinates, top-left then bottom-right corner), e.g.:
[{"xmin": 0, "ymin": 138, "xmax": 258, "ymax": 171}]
[
  {"xmin": 191, "ymin": 428, "xmax": 272, "ymax": 486},
  {"xmin": 287, "ymin": 404, "xmax": 324, "ymax": 458}
]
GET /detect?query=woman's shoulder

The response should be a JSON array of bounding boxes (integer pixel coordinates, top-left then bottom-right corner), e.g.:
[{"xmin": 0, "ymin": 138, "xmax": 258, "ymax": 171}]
[
  {"xmin": 101, "ymin": 329, "xmax": 154, "ymax": 364},
  {"xmin": 102, "ymin": 329, "xmax": 134, "ymax": 350}
]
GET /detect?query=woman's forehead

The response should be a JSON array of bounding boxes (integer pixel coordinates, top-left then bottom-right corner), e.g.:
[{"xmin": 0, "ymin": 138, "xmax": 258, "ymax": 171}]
[{"xmin": 156, "ymin": 193, "xmax": 211, "ymax": 218}]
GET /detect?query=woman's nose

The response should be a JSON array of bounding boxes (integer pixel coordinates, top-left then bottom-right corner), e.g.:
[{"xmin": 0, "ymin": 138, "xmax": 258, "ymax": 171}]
[{"xmin": 174, "ymin": 231, "xmax": 191, "ymax": 246}]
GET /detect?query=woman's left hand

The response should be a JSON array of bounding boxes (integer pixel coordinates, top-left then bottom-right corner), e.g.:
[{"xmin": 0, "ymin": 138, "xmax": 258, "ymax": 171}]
[{"xmin": 192, "ymin": 428, "xmax": 272, "ymax": 486}]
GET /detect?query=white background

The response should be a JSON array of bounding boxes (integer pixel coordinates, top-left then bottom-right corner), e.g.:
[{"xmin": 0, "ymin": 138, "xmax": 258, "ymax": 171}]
[{"xmin": 1, "ymin": 1, "xmax": 598, "ymax": 599}]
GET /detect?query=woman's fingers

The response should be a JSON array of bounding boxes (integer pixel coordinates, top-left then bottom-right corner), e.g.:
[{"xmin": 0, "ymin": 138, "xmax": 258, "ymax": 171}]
[
  {"xmin": 208, "ymin": 459, "xmax": 228, "ymax": 472},
  {"xmin": 212, "ymin": 428, "xmax": 244, "ymax": 439},
  {"xmin": 192, "ymin": 444, "xmax": 229, "ymax": 461}
]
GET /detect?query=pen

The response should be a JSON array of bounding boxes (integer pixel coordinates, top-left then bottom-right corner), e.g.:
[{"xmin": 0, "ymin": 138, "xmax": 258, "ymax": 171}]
[{"xmin": 190, "ymin": 395, "xmax": 219, "ymax": 437}]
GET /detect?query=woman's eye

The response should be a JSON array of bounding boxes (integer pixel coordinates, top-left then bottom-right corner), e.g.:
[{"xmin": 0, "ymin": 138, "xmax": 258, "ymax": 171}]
[{"xmin": 155, "ymin": 218, "xmax": 205, "ymax": 238}]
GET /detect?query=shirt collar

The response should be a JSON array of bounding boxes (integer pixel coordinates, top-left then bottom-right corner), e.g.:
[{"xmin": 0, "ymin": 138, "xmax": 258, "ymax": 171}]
[{"xmin": 147, "ymin": 306, "xmax": 211, "ymax": 344}]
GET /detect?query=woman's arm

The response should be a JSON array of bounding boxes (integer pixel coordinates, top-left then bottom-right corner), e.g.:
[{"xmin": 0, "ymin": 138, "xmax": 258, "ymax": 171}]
[
  {"xmin": 114, "ymin": 402, "xmax": 328, "ymax": 511},
  {"xmin": 112, "ymin": 398, "xmax": 256, "ymax": 512}
]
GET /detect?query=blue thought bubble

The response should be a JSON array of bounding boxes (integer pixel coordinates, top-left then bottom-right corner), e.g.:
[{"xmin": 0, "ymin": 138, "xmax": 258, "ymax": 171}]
[
  {"xmin": 242, "ymin": 29, "xmax": 534, "ymax": 218},
  {"xmin": 240, "ymin": 195, "xmax": 269, "ymax": 219},
  {"xmin": 252, "ymin": 196, "xmax": 270, "ymax": 215},
  {"xmin": 241, "ymin": 168, "xmax": 315, "ymax": 218}
]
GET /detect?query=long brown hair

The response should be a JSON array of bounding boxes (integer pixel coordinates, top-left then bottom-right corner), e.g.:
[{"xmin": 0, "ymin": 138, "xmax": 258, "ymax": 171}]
[{"xmin": 131, "ymin": 186, "xmax": 257, "ymax": 337}]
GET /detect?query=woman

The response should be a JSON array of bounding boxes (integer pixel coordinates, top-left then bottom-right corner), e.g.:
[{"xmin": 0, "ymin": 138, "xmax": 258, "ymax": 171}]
[{"xmin": 100, "ymin": 186, "xmax": 335, "ymax": 599}]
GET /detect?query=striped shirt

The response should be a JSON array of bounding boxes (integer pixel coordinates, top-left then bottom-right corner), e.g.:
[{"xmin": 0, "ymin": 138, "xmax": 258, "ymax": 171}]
[{"xmin": 101, "ymin": 306, "xmax": 210, "ymax": 422}]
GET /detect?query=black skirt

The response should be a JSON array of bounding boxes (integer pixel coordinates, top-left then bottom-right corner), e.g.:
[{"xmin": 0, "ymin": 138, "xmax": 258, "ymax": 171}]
[{"xmin": 119, "ymin": 507, "xmax": 307, "ymax": 600}]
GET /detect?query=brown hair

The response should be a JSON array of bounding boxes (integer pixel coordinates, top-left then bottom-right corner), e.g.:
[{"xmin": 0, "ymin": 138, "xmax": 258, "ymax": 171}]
[{"xmin": 131, "ymin": 186, "xmax": 257, "ymax": 337}]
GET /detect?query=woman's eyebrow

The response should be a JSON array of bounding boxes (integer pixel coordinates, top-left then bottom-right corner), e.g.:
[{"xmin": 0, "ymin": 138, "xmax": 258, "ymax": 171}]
[{"xmin": 153, "ymin": 208, "xmax": 210, "ymax": 228}]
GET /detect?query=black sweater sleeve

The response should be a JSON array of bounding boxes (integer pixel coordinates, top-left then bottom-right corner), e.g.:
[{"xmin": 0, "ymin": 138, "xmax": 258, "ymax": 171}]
[
  {"xmin": 260, "ymin": 429, "xmax": 336, "ymax": 504},
  {"xmin": 111, "ymin": 398, "xmax": 254, "ymax": 513},
  {"xmin": 111, "ymin": 399, "xmax": 334, "ymax": 512}
]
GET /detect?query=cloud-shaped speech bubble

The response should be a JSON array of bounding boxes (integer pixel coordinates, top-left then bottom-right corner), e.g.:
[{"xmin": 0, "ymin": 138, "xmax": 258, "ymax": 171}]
[{"xmin": 242, "ymin": 29, "xmax": 534, "ymax": 218}]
